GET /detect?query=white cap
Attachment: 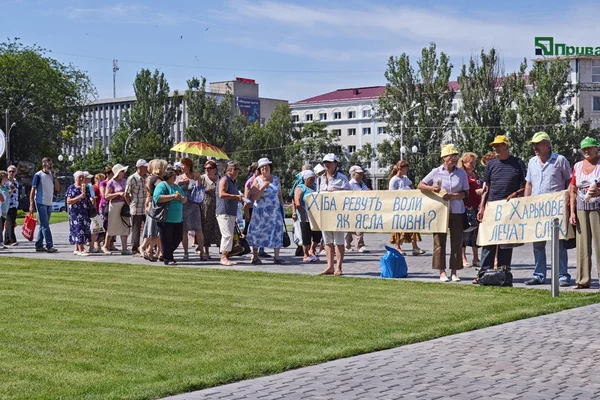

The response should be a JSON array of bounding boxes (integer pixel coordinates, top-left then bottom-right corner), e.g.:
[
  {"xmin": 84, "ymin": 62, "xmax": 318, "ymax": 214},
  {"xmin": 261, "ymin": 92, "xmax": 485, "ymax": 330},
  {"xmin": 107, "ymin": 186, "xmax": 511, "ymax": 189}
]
[
  {"xmin": 83, "ymin": 171, "xmax": 93, "ymax": 178},
  {"xmin": 136, "ymin": 159, "xmax": 149, "ymax": 167},
  {"xmin": 323, "ymin": 153, "xmax": 339, "ymax": 163},
  {"xmin": 313, "ymin": 164, "xmax": 325, "ymax": 174},
  {"xmin": 73, "ymin": 171, "xmax": 85, "ymax": 180},
  {"xmin": 300, "ymin": 170, "xmax": 316, "ymax": 180},
  {"xmin": 257, "ymin": 157, "xmax": 273, "ymax": 168},
  {"xmin": 349, "ymin": 165, "xmax": 364, "ymax": 174}
]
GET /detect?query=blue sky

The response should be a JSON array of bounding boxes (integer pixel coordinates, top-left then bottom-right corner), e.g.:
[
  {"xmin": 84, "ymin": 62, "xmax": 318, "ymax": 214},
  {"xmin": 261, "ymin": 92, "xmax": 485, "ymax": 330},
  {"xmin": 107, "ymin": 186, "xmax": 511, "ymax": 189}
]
[{"xmin": 1, "ymin": 0, "xmax": 595, "ymax": 102}]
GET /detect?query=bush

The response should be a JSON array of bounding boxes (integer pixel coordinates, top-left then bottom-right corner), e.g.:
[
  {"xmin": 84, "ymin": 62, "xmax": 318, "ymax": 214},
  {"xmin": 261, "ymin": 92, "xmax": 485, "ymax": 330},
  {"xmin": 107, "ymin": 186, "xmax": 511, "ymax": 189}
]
[{"xmin": 16, "ymin": 209, "xmax": 25, "ymax": 218}]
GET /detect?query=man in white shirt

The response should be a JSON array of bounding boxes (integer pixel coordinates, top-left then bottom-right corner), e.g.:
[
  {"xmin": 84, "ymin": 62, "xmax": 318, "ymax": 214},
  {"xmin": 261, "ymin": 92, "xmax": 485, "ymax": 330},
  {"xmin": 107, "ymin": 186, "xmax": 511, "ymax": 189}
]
[{"xmin": 345, "ymin": 165, "xmax": 369, "ymax": 253}]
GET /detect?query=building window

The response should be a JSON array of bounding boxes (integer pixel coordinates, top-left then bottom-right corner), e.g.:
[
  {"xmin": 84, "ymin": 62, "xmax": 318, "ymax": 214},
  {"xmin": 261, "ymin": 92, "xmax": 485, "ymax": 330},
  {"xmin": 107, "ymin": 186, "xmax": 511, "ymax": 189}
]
[
  {"xmin": 319, "ymin": 112, "xmax": 327, "ymax": 121},
  {"xmin": 332, "ymin": 129, "xmax": 342, "ymax": 136},
  {"xmin": 378, "ymin": 127, "xmax": 386, "ymax": 135},
  {"xmin": 365, "ymin": 162, "xmax": 371, "ymax": 169},
  {"xmin": 292, "ymin": 115, "xmax": 299, "ymax": 122},
  {"xmin": 363, "ymin": 127, "xmax": 371, "ymax": 135},
  {"xmin": 348, "ymin": 145, "xmax": 356, "ymax": 153},
  {"xmin": 335, "ymin": 146, "xmax": 342, "ymax": 154},
  {"xmin": 451, "ymin": 102, "xmax": 458, "ymax": 112},
  {"xmin": 348, "ymin": 110, "xmax": 356, "ymax": 119},
  {"xmin": 333, "ymin": 112, "xmax": 341, "ymax": 120},
  {"xmin": 593, "ymin": 60, "xmax": 600, "ymax": 83},
  {"xmin": 563, "ymin": 97, "xmax": 572, "ymax": 106},
  {"xmin": 348, "ymin": 128, "xmax": 356, "ymax": 136},
  {"xmin": 593, "ymin": 96, "xmax": 600, "ymax": 112},
  {"xmin": 362, "ymin": 109, "xmax": 371, "ymax": 118},
  {"xmin": 305, "ymin": 114, "xmax": 313, "ymax": 121}
]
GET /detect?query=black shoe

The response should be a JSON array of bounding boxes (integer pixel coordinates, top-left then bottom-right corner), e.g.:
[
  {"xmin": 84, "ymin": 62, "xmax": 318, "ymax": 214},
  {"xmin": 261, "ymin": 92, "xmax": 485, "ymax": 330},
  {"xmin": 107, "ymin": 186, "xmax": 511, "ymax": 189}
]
[
  {"xmin": 258, "ymin": 251, "xmax": 271, "ymax": 258},
  {"xmin": 35, "ymin": 248, "xmax": 47, "ymax": 252},
  {"xmin": 525, "ymin": 278, "xmax": 544, "ymax": 285}
]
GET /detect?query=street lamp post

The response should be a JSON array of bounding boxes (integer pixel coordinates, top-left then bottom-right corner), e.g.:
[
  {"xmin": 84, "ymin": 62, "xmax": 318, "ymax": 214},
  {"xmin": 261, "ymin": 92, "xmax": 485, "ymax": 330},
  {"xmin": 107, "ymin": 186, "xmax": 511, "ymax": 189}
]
[
  {"xmin": 123, "ymin": 128, "xmax": 141, "ymax": 166},
  {"xmin": 5, "ymin": 109, "xmax": 17, "ymax": 165},
  {"xmin": 397, "ymin": 102, "xmax": 421, "ymax": 161}
]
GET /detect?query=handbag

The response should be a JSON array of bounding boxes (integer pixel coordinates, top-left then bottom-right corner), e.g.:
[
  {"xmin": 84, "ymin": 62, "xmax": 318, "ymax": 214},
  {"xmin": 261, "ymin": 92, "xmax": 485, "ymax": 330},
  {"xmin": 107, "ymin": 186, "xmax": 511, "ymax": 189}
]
[
  {"xmin": 463, "ymin": 198, "xmax": 479, "ymax": 233},
  {"xmin": 90, "ymin": 215, "xmax": 105, "ymax": 234},
  {"xmin": 230, "ymin": 224, "xmax": 251, "ymax": 256},
  {"xmin": 188, "ymin": 180, "xmax": 205, "ymax": 204},
  {"xmin": 478, "ymin": 266, "xmax": 513, "ymax": 287},
  {"xmin": 21, "ymin": 212, "xmax": 37, "ymax": 242},
  {"xmin": 120, "ymin": 203, "xmax": 131, "ymax": 218},
  {"xmin": 88, "ymin": 199, "xmax": 98, "ymax": 218},
  {"xmin": 281, "ymin": 206, "xmax": 291, "ymax": 248},
  {"xmin": 148, "ymin": 200, "xmax": 169, "ymax": 223}
]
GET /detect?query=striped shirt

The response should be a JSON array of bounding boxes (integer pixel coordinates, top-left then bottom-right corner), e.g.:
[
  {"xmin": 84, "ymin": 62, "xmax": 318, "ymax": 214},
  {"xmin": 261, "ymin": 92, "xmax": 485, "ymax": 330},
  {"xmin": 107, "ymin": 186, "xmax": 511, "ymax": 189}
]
[{"xmin": 483, "ymin": 156, "xmax": 526, "ymax": 202}]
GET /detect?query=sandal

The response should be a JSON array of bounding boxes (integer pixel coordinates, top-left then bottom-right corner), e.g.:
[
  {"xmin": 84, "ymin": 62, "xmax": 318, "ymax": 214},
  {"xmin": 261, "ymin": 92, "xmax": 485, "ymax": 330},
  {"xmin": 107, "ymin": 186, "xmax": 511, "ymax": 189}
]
[
  {"xmin": 572, "ymin": 284, "xmax": 590, "ymax": 290},
  {"xmin": 472, "ymin": 277, "xmax": 480, "ymax": 284},
  {"xmin": 101, "ymin": 248, "xmax": 112, "ymax": 255},
  {"xmin": 182, "ymin": 254, "xmax": 189, "ymax": 261},
  {"xmin": 200, "ymin": 254, "xmax": 208, "ymax": 261},
  {"xmin": 399, "ymin": 250, "xmax": 407, "ymax": 256},
  {"xmin": 251, "ymin": 257, "xmax": 263, "ymax": 265},
  {"xmin": 166, "ymin": 260, "xmax": 177, "ymax": 266},
  {"xmin": 220, "ymin": 259, "xmax": 236, "ymax": 266},
  {"xmin": 273, "ymin": 258, "xmax": 285, "ymax": 264},
  {"xmin": 412, "ymin": 249, "xmax": 426, "ymax": 256},
  {"xmin": 463, "ymin": 262, "xmax": 471, "ymax": 268},
  {"xmin": 334, "ymin": 270, "xmax": 343, "ymax": 276},
  {"xmin": 472, "ymin": 261, "xmax": 481, "ymax": 268}
]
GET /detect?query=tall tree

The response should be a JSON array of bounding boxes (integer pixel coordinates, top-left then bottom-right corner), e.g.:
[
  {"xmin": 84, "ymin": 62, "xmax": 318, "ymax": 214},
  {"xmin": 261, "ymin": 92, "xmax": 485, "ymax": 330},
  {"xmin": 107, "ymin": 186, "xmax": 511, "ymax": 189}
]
[
  {"xmin": 0, "ymin": 38, "xmax": 96, "ymax": 167},
  {"xmin": 379, "ymin": 43, "xmax": 455, "ymax": 182},
  {"xmin": 70, "ymin": 142, "xmax": 108, "ymax": 174},
  {"xmin": 109, "ymin": 69, "xmax": 180, "ymax": 164},
  {"xmin": 454, "ymin": 48, "xmax": 527, "ymax": 158}
]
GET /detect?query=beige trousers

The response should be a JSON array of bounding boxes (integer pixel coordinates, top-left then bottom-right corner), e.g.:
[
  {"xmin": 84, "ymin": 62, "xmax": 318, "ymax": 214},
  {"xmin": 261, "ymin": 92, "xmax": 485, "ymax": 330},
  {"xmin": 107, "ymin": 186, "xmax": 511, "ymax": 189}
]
[
  {"xmin": 575, "ymin": 209, "xmax": 600, "ymax": 287},
  {"xmin": 217, "ymin": 214, "xmax": 236, "ymax": 254},
  {"xmin": 432, "ymin": 213, "xmax": 464, "ymax": 271}
]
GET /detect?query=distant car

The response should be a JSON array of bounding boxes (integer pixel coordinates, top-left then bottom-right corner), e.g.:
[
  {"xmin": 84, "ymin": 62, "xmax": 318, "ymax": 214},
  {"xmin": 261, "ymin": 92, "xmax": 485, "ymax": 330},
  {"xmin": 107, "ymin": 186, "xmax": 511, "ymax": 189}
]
[{"xmin": 52, "ymin": 198, "xmax": 66, "ymax": 212}]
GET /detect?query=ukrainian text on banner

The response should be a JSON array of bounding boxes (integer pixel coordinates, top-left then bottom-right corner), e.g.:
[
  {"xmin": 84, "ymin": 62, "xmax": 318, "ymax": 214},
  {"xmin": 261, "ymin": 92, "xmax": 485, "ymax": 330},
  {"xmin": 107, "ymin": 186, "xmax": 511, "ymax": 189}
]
[
  {"xmin": 477, "ymin": 190, "xmax": 570, "ymax": 247},
  {"xmin": 305, "ymin": 190, "xmax": 449, "ymax": 233}
]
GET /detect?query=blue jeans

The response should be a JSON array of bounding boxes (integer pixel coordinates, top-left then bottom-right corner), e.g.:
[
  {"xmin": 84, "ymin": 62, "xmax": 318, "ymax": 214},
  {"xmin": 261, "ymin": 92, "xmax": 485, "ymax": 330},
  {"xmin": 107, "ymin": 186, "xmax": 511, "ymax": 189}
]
[
  {"xmin": 35, "ymin": 203, "xmax": 54, "ymax": 250},
  {"xmin": 532, "ymin": 240, "xmax": 570, "ymax": 283}
]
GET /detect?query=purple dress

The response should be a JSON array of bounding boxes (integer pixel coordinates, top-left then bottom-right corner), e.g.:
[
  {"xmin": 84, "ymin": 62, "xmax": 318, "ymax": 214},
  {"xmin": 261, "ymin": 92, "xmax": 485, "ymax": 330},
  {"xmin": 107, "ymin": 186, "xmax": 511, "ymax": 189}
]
[{"xmin": 66, "ymin": 184, "xmax": 91, "ymax": 245}]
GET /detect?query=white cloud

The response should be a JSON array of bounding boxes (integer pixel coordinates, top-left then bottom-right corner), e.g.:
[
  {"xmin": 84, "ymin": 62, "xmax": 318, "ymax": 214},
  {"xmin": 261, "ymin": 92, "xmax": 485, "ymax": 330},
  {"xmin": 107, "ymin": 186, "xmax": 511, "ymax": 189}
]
[{"xmin": 63, "ymin": 3, "xmax": 203, "ymax": 25}]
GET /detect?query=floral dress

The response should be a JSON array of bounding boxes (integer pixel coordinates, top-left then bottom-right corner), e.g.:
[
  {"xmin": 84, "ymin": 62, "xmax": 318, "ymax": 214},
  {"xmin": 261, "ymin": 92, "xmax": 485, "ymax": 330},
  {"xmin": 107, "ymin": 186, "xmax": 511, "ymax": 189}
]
[
  {"xmin": 66, "ymin": 184, "xmax": 91, "ymax": 245},
  {"xmin": 247, "ymin": 175, "xmax": 284, "ymax": 249},
  {"xmin": 200, "ymin": 174, "xmax": 221, "ymax": 247}
]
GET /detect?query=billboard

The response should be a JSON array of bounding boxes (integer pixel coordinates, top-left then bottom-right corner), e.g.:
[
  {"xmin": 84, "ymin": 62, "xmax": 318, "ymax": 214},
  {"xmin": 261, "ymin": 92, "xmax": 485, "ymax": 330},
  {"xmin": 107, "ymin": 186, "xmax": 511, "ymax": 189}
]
[{"xmin": 237, "ymin": 97, "xmax": 260, "ymax": 123}]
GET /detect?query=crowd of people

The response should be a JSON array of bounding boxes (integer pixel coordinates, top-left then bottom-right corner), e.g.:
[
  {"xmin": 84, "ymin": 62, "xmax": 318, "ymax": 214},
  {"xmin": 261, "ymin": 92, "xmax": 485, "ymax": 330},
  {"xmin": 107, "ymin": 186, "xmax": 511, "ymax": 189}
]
[{"xmin": 2, "ymin": 131, "xmax": 600, "ymax": 288}]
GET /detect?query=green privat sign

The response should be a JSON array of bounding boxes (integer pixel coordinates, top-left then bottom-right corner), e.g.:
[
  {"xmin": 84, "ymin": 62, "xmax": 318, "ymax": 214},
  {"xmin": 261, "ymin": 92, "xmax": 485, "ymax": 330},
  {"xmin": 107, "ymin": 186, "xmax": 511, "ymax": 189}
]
[{"xmin": 535, "ymin": 37, "xmax": 600, "ymax": 57}]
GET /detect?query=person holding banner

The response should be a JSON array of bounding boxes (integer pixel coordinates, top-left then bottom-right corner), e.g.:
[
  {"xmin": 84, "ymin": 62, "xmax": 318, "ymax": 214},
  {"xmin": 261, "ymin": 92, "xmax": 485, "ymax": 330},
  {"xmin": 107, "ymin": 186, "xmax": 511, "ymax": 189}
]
[
  {"xmin": 569, "ymin": 137, "xmax": 600, "ymax": 289},
  {"xmin": 458, "ymin": 153, "xmax": 483, "ymax": 268},
  {"xmin": 418, "ymin": 144, "xmax": 469, "ymax": 282},
  {"xmin": 524, "ymin": 132, "xmax": 572, "ymax": 286},
  {"xmin": 318, "ymin": 153, "xmax": 350, "ymax": 276},
  {"xmin": 294, "ymin": 170, "xmax": 321, "ymax": 262},
  {"xmin": 345, "ymin": 165, "xmax": 369, "ymax": 253},
  {"xmin": 475, "ymin": 135, "xmax": 526, "ymax": 284}
]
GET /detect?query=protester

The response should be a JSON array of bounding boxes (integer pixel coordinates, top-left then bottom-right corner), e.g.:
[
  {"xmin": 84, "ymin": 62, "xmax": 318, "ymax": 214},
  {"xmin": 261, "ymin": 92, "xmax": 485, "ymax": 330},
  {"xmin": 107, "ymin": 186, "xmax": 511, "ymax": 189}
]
[
  {"xmin": 294, "ymin": 169, "xmax": 321, "ymax": 262},
  {"xmin": 153, "ymin": 168, "xmax": 187, "ymax": 266},
  {"xmin": 313, "ymin": 163, "xmax": 326, "ymax": 256},
  {"xmin": 318, "ymin": 153, "xmax": 350, "ymax": 275},
  {"xmin": 476, "ymin": 135, "xmax": 527, "ymax": 283},
  {"xmin": 177, "ymin": 158, "xmax": 206, "ymax": 261},
  {"xmin": 388, "ymin": 160, "xmax": 426, "ymax": 256},
  {"xmin": 103, "ymin": 164, "xmax": 131, "ymax": 255},
  {"xmin": 200, "ymin": 160, "xmax": 221, "ymax": 259},
  {"xmin": 569, "ymin": 137, "xmax": 600, "ymax": 289},
  {"xmin": 216, "ymin": 161, "xmax": 245, "ymax": 266},
  {"xmin": 345, "ymin": 165, "xmax": 369, "ymax": 253},
  {"xmin": 0, "ymin": 171, "xmax": 9, "ymax": 249},
  {"xmin": 4, "ymin": 165, "xmax": 19, "ymax": 246},
  {"xmin": 141, "ymin": 159, "xmax": 167, "ymax": 261},
  {"xmin": 66, "ymin": 171, "xmax": 92, "ymax": 256},
  {"xmin": 125, "ymin": 159, "xmax": 148, "ymax": 256},
  {"xmin": 99, "ymin": 168, "xmax": 115, "ymax": 250},
  {"xmin": 30, "ymin": 157, "xmax": 60, "ymax": 253},
  {"xmin": 90, "ymin": 173, "xmax": 105, "ymax": 253},
  {"xmin": 523, "ymin": 132, "xmax": 572, "ymax": 286},
  {"xmin": 418, "ymin": 144, "xmax": 469, "ymax": 282},
  {"xmin": 243, "ymin": 162, "xmax": 259, "ymax": 236},
  {"xmin": 457, "ymin": 152, "xmax": 483, "ymax": 267},
  {"xmin": 247, "ymin": 158, "xmax": 285, "ymax": 264}
]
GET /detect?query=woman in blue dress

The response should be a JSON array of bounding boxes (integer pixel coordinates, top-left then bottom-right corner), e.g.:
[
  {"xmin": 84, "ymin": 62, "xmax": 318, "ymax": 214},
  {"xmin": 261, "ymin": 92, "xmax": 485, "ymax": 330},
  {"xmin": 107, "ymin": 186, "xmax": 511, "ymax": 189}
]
[
  {"xmin": 247, "ymin": 158, "xmax": 285, "ymax": 264},
  {"xmin": 66, "ymin": 171, "xmax": 92, "ymax": 256}
]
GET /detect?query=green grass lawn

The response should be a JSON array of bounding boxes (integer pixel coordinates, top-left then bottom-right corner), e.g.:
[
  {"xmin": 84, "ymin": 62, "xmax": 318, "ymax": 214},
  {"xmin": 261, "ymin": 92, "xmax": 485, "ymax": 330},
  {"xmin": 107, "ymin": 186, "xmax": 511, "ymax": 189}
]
[
  {"xmin": 16, "ymin": 211, "xmax": 69, "ymax": 225},
  {"xmin": 1, "ymin": 258, "xmax": 599, "ymax": 400}
]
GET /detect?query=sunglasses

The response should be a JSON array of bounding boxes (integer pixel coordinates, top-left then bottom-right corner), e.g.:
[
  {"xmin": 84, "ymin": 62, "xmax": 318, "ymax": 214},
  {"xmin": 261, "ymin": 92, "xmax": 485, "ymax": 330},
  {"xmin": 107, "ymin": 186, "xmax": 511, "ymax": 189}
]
[
  {"xmin": 8, "ymin": 170, "xmax": 16, "ymax": 173},
  {"xmin": 205, "ymin": 166, "xmax": 215, "ymax": 170}
]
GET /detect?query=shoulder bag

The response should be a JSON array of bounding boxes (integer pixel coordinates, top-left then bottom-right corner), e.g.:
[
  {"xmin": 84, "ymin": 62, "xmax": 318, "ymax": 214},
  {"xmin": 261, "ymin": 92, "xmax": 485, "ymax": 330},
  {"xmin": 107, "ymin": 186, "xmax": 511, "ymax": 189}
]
[{"xmin": 188, "ymin": 179, "xmax": 205, "ymax": 204}]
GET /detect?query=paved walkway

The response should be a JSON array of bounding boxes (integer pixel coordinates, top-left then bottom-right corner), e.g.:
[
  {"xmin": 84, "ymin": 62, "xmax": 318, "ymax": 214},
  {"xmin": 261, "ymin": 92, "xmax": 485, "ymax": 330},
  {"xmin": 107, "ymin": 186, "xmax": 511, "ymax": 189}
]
[
  {"xmin": 161, "ymin": 302, "xmax": 600, "ymax": 400},
  {"xmin": 4, "ymin": 220, "xmax": 599, "ymax": 292}
]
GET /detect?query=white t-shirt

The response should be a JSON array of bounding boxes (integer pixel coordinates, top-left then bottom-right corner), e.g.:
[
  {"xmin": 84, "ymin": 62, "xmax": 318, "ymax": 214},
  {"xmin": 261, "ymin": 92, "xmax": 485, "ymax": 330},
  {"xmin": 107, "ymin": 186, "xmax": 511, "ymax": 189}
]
[{"xmin": 389, "ymin": 176, "xmax": 412, "ymax": 190}]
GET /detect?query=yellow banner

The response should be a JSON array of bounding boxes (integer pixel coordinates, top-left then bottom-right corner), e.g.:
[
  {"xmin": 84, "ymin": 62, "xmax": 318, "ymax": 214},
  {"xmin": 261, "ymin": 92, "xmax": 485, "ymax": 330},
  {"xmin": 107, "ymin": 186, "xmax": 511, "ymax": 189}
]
[
  {"xmin": 305, "ymin": 190, "xmax": 449, "ymax": 233},
  {"xmin": 477, "ymin": 190, "xmax": 571, "ymax": 246}
]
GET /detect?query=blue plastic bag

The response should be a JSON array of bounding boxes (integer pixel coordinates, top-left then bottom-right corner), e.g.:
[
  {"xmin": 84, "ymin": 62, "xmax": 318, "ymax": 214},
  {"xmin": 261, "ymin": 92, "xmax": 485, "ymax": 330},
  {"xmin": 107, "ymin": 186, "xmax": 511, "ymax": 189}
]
[{"xmin": 380, "ymin": 246, "xmax": 408, "ymax": 278}]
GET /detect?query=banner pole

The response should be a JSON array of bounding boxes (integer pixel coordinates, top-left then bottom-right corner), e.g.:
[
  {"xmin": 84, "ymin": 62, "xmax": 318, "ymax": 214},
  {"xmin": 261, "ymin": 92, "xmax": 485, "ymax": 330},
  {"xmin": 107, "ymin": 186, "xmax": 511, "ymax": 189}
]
[{"xmin": 551, "ymin": 217, "xmax": 560, "ymax": 298}]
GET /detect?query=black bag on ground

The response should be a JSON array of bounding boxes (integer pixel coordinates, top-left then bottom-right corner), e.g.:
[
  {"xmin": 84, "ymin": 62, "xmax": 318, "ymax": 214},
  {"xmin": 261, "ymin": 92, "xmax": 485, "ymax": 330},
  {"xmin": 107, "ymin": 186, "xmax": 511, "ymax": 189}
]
[
  {"xmin": 230, "ymin": 224, "xmax": 251, "ymax": 256},
  {"xmin": 478, "ymin": 266, "xmax": 513, "ymax": 287},
  {"xmin": 295, "ymin": 246, "xmax": 304, "ymax": 257}
]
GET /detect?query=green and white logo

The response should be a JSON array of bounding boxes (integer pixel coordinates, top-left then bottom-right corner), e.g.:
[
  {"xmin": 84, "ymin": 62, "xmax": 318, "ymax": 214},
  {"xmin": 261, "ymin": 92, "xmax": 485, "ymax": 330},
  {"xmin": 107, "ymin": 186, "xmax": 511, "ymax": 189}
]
[{"xmin": 535, "ymin": 37, "xmax": 600, "ymax": 57}]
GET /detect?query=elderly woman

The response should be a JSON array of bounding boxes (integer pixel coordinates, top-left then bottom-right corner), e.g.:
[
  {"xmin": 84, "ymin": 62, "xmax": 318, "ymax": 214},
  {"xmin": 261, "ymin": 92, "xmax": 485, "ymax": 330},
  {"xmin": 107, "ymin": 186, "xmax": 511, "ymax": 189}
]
[
  {"xmin": 103, "ymin": 164, "xmax": 131, "ymax": 255},
  {"xmin": 66, "ymin": 171, "xmax": 92, "ymax": 256},
  {"xmin": 389, "ymin": 160, "xmax": 426, "ymax": 256},
  {"xmin": 153, "ymin": 168, "xmax": 187, "ymax": 266},
  {"xmin": 216, "ymin": 161, "xmax": 245, "ymax": 266},
  {"xmin": 294, "ymin": 169, "xmax": 321, "ymax": 262},
  {"xmin": 418, "ymin": 144, "xmax": 470, "ymax": 282},
  {"xmin": 200, "ymin": 160, "xmax": 222, "ymax": 259},
  {"xmin": 248, "ymin": 158, "xmax": 285, "ymax": 264},
  {"xmin": 458, "ymin": 152, "xmax": 483, "ymax": 268},
  {"xmin": 98, "ymin": 167, "xmax": 115, "ymax": 250},
  {"xmin": 570, "ymin": 137, "xmax": 600, "ymax": 289},
  {"xmin": 177, "ymin": 158, "xmax": 206, "ymax": 261},
  {"xmin": 90, "ymin": 172, "xmax": 105, "ymax": 253},
  {"xmin": 141, "ymin": 159, "xmax": 167, "ymax": 262}
]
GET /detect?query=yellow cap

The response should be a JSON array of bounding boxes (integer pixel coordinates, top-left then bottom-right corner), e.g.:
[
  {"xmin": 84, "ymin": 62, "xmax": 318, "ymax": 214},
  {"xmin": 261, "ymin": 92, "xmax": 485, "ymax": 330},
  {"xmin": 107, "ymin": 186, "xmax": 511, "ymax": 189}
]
[
  {"xmin": 440, "ymin": 144, "xmax": 459, "ymax": 158},
  {"xmin": 530, "ymin": 131, "xmax": 551, "ymax": 143},
  {"xmin": 490, "ymin": 135, "xmax": 510, "ymax": 146}
]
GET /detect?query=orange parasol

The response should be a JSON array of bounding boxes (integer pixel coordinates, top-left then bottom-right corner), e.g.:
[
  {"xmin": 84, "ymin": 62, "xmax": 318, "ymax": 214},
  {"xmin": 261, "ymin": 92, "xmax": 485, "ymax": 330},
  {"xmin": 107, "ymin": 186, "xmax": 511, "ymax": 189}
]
[{"xmin": 170, "ymin": 141, "xmax": 229, "ymax": 160}]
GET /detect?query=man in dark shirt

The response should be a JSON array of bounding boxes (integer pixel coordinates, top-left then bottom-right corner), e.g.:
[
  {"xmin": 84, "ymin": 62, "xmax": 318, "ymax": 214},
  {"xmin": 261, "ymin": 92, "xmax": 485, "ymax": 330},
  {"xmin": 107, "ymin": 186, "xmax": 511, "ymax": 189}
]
[{"xmin": 476, "ymin": 135, "xmax": 526, "ymax": 282}]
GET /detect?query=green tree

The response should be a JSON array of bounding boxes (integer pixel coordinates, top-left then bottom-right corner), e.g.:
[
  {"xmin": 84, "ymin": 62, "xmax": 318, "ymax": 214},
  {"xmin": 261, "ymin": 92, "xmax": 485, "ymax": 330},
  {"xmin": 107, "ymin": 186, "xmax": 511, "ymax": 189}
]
[
  {"xmin": 379, "ymin": 42, "xmax": 455, "ymax": 182},
  {"xmin": 109, "ymin": 68, "xmax": 180, "ymax": 164},
  {"xmin": 454, "ymin": 48, "xmax": 527, "ymax": 158},
  {"xmin": 70, "ymin": 142, "xmax": 108, "ymax": 174},
  {"xmin": 0, "ymin": 38, "xmax": 96, "ymax": 167}
]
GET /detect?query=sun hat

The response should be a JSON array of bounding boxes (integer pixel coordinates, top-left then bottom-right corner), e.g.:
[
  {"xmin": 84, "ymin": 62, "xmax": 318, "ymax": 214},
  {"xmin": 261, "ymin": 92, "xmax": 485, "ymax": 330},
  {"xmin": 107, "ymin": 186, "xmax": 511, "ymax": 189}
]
[
  {"xmin": 83, "ymin": 171, "xmax": 93, "ymax": 178},
  {"xmin": 136, "ymin": 159, "xmax": 149, "ymax": 167},
  {"xmin": 73, "ymin": 171, "xmax": 84, "ymax": 180},
  {"xmin": 489, "ymin": 135, "xmax": 510, "ymax": 146},
  {"xmin": 440, "ymin": 144, "xmax": 459, "ymax": 158},
  {"xmin": 323, "ymin": 153, "xmax": 339, "ymax": 163},
  {"xmin": 257, "ymin": 158, "xmax": 273, "ymax": 168},
  {"xmin": 530, "ymin": 131, "xmax": 551, "ymax": 143},
  {"xmin": 300, "ymin": 170, "xmax": 316, "ymax": 180},
  {"xmin": 580, "ymin": 137, "xmax": 600, "ymax": 149},
  {"xmin": 112, "ymin": 164, "xmax": 128, "ymax": 176},
  {"xmin": 313, "ymin": 164, "xmax": 325, "ymax": 175},
  {"xmin": 349, "ymin": 165, "xmax": 364, "ymax": 174}
]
